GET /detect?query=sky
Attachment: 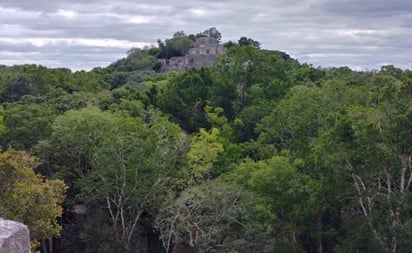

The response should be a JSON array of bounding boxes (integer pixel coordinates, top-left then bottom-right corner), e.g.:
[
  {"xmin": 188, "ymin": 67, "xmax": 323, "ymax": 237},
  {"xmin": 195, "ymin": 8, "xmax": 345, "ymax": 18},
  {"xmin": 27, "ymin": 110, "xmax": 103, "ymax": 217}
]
[{"xmin": 0, "ymin": 0, "xmax": 411, "ymax": 71}]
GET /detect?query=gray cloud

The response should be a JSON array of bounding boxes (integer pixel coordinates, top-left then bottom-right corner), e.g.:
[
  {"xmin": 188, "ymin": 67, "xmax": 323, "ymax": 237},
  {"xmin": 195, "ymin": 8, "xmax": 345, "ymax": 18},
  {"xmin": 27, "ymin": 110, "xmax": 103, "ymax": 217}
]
[
  {"xmin": 0, "ymin": 0, "xmax": 411, "ymax": 70},
  {"xmin": 320, "ymin": 0, "xmax": 412, "ymax": 17}
]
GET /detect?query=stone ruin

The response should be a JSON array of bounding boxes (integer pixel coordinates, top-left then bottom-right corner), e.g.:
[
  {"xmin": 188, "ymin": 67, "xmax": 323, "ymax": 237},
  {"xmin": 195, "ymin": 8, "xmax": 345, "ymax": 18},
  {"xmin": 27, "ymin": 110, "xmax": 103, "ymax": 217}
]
[
  {"xmin": 0, "ymin": 217, "xmax": 31, "ymax": 253},
  {"xmin": 159, "ymin": 37, "xmax": 226, "ymax": 72}
]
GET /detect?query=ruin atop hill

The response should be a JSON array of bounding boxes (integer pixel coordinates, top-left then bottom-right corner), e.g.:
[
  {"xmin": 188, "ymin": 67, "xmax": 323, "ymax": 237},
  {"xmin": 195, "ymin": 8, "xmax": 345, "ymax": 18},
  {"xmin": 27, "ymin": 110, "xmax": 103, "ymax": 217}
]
[{"xmin": 159, "ymin": 37, "xmax": 226, "ymax": 72}]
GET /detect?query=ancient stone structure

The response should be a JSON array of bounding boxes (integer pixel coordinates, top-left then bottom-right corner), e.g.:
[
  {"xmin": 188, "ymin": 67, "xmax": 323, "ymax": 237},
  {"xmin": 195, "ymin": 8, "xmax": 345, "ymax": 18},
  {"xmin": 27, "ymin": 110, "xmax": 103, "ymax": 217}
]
[
  {"xmin": 159, "ymin": 37, "xmax": 226, "ymax": 72},
  {"xmin": 0, "ymin": 217, "xmax": 31, "ymax": 253},
  {"xmin": 187, "ymin": 37, "xmax": 226, "ymax": 55}
]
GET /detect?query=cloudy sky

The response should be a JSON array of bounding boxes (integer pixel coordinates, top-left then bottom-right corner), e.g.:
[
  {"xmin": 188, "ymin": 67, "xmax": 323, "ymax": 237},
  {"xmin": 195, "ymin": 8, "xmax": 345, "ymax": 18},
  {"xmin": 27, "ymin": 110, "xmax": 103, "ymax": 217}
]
[{"xmin": 0, "ymin": 0, "xmax": 411, "ymax": 71}]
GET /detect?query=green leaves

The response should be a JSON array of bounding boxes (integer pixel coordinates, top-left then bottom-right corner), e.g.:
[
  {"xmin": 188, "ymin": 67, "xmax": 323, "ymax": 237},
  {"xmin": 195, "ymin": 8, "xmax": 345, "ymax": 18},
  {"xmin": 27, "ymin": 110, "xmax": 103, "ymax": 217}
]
[
  {"xmin": 235, "ymin": 156, "xmax": 320, "ymax": 223},
  {"xmin": 1, "ymin": 103, "xmax": 55, "ymax": 150},
  {"xmin": 0, "ymin": 148, "xmax": 66, "ymax": 240},
  {"xmin": 2, "ymin": 31, "xmax": 412, "ymax": 252},
  {"xmin": 36, "ymin": 106, "xmax": 188, "ymax": 250},
  {"xmin": 155, "ymin": 180, "xmax": 264, "ymax": 253},
  {"xmin": 184, "ymin": 128, "xmax": 223, "ymax": 186},
  {"xmin": 158, "ymin": 68, "xmax": 213, "ymax": 132}
]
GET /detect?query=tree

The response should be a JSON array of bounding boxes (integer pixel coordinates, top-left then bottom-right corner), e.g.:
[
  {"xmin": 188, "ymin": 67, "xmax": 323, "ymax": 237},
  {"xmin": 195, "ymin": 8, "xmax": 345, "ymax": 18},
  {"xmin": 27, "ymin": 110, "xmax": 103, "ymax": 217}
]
[
  {"xmin": 173, "ymin": 31, "xmax": 186, "ymax": 38},
  {"xmin": 181, "ymin": 127, "xmax": 224, "ymax": 186},
  {"xmin": 0, "ymin": 148, "xmax": 66, "ymax": 242},
  {"xmin": 1, "ymin": 77, "xmax": 38, "ymax": 102},
  {"xmin": 1, "ymin": 103, "xmax": 56, "ymax": 150},
  {"xmin": 155, "ymin": 180, "xmax": 266, "ymax": 253},
  {"xmin": 313, "ymin": 103, "xmax": 412, "ymax": 252},
  {"xmin": 230, "ymin": 156, "xmax": 321, "ymax": 251},
  {"xmin": 0, "ymin": 107, "xmax": 5, "ymax": 138},
  {"xmin": 238, "ymin": 36, "xmax": 261, "ymax": 49},
  {"xmin": 213, "ymin": 43, "xmax": 291, "ymax": 119},
  {"xmin": 111, "ymin": 47, "xmax": 158, "ymax": 72},
  {"xmin": 158, "ymin": 68, "xmax": 213, "ymax": 132},
  {"xmin": 257, "ymin": 80, "xmax": 362, "ymax": 158},
  {"xmin": 202, "ymin": 27, "xmax": 222, "ymax": 42},
  {"xmin": 308, "ymin": 71, "xmax": 412, "ymax": 251},
  {"xmin": 157, "ymin": 31, "xmax": 195, "ymax": 59},
  {"xmin": 85, "ymin": 116, "xmax": 186, "ymax": 250},
  {"xmin": 36, "ymin": 106, "xmax": 188, "ymax": 252}
]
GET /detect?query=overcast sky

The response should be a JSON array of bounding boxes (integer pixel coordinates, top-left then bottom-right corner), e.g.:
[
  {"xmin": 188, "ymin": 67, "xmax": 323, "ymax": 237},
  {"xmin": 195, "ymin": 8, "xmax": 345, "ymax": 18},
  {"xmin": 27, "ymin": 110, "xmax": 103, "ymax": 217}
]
[{"xmin": 0, "ymin": 0, "xmax": 411, "ymax": 71}]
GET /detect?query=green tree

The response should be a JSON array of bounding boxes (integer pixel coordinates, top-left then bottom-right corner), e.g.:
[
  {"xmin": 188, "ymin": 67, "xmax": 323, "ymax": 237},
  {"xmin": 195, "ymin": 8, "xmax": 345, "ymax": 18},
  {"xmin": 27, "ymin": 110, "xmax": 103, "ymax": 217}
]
[
  {"xmin": 238, "ymin": 36, "xmax": 261, "ymax": 49},
  {"xmin": 307, "ymin": 70, "xmax": 412, "ymax": 251},
  {"xmin": 181, "ymin": 127, "xmax": 224, "ymax": 186},
  {"xmin": 1, "ymin": 77, "xmax": 38, "ymax": 102},
  {"xmin": 0, "ymin": 148, "xmax": 66, "ymax": 241},
  {"xmin": 314, "ymin": 104, "xmax": 412, "ymax": 252},
  {"xmin": 157, "ymin": 31, "xmax": 195, "ymax": 59},
  {"xmin": 230, "ymin": 156, "xmax": 321, "ymax": 251},
  {"xmin": 155, "ymin": 180, "xmax": 266, "ymax": 253},
  {"xmin": 257, "ymin": 79, "xmax": 364, "ymax": 158},
  {"xmin": 212, "ymin": 45, "xmax": 293, "ymax": 141},
  {"xmin": 36, "ymin": 106, "xmax": 187, "ymax": 252},
  {"xmin": 201, "ymin": 27, "xmax": 222, "ymax": 41},
  {"xmin": 1, "ymin": 103, "xmax": 56, "ymax": 150},
  {"xmin": 158, "ymin": 68, "xmax": 213, "ymax": 132}
]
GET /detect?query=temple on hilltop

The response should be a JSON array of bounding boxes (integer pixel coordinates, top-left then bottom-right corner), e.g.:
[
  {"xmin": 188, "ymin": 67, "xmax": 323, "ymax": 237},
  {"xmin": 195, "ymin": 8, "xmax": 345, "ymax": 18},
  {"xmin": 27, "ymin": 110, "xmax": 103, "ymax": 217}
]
[
  {"xmin": 159, "ymin": 37, "xmax": 226, "ymax": 72},
  {"xmin": 188, "ymin": 37, "xmax": 226, "ymax": 55}
]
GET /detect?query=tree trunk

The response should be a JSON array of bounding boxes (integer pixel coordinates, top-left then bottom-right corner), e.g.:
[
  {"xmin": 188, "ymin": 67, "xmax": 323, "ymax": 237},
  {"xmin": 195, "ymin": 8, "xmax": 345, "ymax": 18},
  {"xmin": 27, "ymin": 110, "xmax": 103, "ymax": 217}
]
[
  {"xmin": 316, "ymin": 213, "xmax": 323, "ymax": 253},
  {"xmin": 41, "ymin": 239, "xmax": 47, "ymax": 253},
  {"xmin": 147, "ymin": 229, "xmax": 163, "ymax": 253}
]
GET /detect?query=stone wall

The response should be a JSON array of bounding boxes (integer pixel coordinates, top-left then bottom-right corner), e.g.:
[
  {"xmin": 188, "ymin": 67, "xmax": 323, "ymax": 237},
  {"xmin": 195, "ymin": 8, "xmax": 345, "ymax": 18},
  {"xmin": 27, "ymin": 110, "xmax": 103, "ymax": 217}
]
[
  {"xmin": 187, "ymin": 37, "xmax": 226, "ymax": 55},
  {"xmin": 160, "ymin": 37, "xmax": 226, "ymax": 72},
  {"xmin": 0, "ymin": 217, "xmax": 31, "ymax": 253}
]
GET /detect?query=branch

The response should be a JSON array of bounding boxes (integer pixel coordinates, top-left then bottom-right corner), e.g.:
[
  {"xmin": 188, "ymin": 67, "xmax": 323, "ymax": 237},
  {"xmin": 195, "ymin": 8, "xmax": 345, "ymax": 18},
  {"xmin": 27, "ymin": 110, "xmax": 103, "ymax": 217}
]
[
  {"xmin": 106, "ymin": 196, "xmax": 116, "ymax": 222},
  {"xmin": 352, "ymin": 173, "xmax": 366, "ymax": 192},
  {"xmin": 226, "ymin": 215, "xmax": 249, "ymax": 228},
  {"xmin": 352, "ymin": 173, "xmax": 368, "ymax": 216},
  {"xmin": 406, "ymin": 155, "xmax": 412, "ymax": 190},
  {"xmin": 400, "ymin": 167, "xmax": 406, "ymax": 192},
  {"xmin": 383, "ymin": 167, "xmax": 392, "ymax": 198},
  {"xmin": 192, "ymin": 222, "xmax": 206, "ymax": 236},
  {"xmin": 165, "ymin": 214, "xmax": 179, "ymax": 253},
  {"xmin": 126, "ymin": 209, "xmax": 144, "ymax": 249}
]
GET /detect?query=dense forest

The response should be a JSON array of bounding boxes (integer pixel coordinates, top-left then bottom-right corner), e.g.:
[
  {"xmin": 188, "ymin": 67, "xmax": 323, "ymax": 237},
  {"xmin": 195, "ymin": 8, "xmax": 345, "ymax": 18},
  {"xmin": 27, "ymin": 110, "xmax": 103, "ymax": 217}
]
[{"xmin": 1, "ymin": 28, "xmax": 412, "ymax": 253}]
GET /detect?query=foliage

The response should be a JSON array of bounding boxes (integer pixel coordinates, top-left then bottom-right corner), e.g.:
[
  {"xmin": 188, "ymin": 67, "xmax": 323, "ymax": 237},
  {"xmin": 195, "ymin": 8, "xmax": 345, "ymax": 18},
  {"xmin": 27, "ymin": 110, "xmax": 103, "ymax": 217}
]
[
  {"xmin": 155, "ymin": 180, "xmax": 267, "ymax": 253},
  {"xmin": 238, "ymin": 36, "xmax": 261, "ymax": 48},
  {"xmin": 1, "ymin": 29, "xmax": 412, "ymax": 253},
  {"xmin": 0, "ymin": 148, "xmax": 66, "ymax": 240},
  {"xmin": 182, "ymin": 128, "xmax": 223, "ymax": 186},
  {"xmin": 157, "ymin": 34, "xmax": 194, "ymax": 59},
  {"xmin": 1, "ymin": 103, "xmax": 56, "ymax": 150},
  {"xmin": 113, "ymin": 47, "xmax": 158, "ymax": 72},
  {"xmin": 157, "ymin": 28, "xmax": 222, "ymax": 59},
  {"xmin": 158, "ymin": 67, "xmax": 213, "ymax": 132},
  {"xmin": 35, "ymin": 106, "xmax": 187, "ymax": 251}
]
